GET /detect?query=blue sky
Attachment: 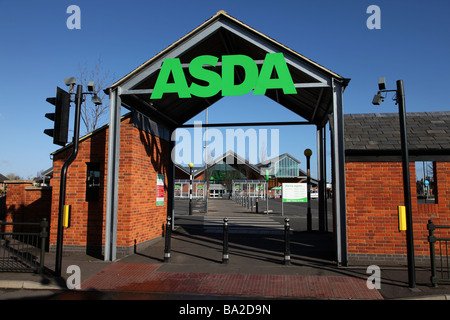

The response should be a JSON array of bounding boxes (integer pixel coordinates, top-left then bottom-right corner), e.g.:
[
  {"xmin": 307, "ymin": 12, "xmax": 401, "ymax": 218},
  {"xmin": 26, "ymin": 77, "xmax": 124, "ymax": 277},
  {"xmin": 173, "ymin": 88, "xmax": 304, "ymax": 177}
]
[{"xmin": 1, "ymin": 0, "xmax": 449, "ymax": 179}]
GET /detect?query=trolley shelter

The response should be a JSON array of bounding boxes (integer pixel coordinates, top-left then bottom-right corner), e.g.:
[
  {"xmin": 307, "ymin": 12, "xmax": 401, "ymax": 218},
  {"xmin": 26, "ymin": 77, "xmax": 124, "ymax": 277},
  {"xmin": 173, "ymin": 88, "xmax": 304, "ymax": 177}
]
[
  {"xmin": 174, "ymin": 180, "xmax": 206, "ymax": 199},
  {"xmin": 103, "ymin": 11, "xmax": 349, "ymax": 264},
  {"xmin": 232, "ymin": 180, "xmax": 267, "ymax": 199}
]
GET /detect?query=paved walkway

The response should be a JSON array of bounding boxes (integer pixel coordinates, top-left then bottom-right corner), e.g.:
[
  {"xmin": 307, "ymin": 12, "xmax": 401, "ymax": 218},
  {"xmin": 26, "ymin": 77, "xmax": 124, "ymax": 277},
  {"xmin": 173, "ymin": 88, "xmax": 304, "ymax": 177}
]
[
  {"xmin": 80, "ymin": 262, "xmax": 382, "ymax": 299},
  {"xmin": 77, "ymin": 199, "xmax": 382, "ymax": 299}
]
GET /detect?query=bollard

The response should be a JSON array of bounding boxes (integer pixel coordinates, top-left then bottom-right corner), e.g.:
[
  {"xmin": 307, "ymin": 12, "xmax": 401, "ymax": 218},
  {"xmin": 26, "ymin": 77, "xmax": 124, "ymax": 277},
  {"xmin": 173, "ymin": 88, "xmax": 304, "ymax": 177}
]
[
  {"xmin": 164, "ymin": 216, "xmax": 172, "ymax": 263},
  {"xmin": 284, "ymin": 218, "xmax": 291, "ymax": 265},
  {"xmin": 39, "ymin": 218, "xmax": 48, "ymax": 274},
  {"xmin": 255, "ymin": 198, "xmax": 259, "ymax": 213},
  {"xmin": 222, "ymin": 218, "xmax": 229, "ymax": 264},
  {"xmin": 427, "ymin": 220, "xmax": 437, "ymax": 287}
]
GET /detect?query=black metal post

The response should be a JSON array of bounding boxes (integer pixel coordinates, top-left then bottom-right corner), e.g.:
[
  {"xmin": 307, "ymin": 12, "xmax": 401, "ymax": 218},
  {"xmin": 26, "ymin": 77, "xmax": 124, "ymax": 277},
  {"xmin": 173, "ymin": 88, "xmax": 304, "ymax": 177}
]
[
  {"xmin": 164, "ymin": 216, "xmax": 172, "ymax": 262},
  {"xmin": 39, "ymin": 218, "xmax": 48, "ymax": 274},
  {"xmin": 284, "ymin": 218, "xmax": 291, "ymax": 265},
  {"xmin": 427, "ymin": 220, "xmax": 437, "ymax": 287},
  {"xmin": 222, "ymin": 218, "xmax": 229, "ymax": 264},
  {"xmin": 189, "ymin": 165, "xmax": 193, "ymax": 215},
  {"xmin": 397, "ymin": 80, "xmax": 416, "ymax": 289},
  {"xmin": 306, "ymin": 154, "xmax": 312, "ymax": 232},
  {"xmin": 55, "ymin": 84, "xmax": 82, "ymax": 277},
  {"xmin": 318, "ymin": 126, "xmax": 326, "ymax": 232}
]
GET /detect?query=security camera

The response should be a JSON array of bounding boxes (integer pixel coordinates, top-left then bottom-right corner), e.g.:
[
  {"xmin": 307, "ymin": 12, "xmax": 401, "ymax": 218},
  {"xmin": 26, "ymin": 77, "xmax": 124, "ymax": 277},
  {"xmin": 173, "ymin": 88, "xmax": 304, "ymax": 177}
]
[
  {"xmin": 64, "ymin": 77, "xmax": 77, "ymax": 93},
  {"xmin": 378, "ymin": 77, "xmax": 386, "ymax": 91},
  {"xmin": 91, "ymin": 94, "xmax": 102, "ymax": 106},
  {"xmin": 372, "ymin": 92, "xmax": 384, "ymax": 105},
  {"xmin": 87, "ymin": 81, "xmax": 95, "ymax": 92},
  {"xmin": 64, "ymin": 77, "xmax": 76, "ymax": 86}
]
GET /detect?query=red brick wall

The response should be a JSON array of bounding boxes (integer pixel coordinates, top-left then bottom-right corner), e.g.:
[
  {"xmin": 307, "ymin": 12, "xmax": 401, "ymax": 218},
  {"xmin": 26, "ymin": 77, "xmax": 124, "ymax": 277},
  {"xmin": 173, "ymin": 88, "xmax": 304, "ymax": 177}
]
[
  {"xmin": 50, "ymin": 115, "xmax": 169, "ymax": 254},
  {"xmin": 116, "ymin": 119, "xmax": 169, "ymax": 250},
  {"xmin": 346, "ymin": 161, "xmax": 450, "ymax": 262},
  {"xmin": 3, "ymin": 181, "xmax": 51, "ymax": 232},
  {"xmin": 50, "ymin": 123, "xmax": 108, "ymax": 252}
]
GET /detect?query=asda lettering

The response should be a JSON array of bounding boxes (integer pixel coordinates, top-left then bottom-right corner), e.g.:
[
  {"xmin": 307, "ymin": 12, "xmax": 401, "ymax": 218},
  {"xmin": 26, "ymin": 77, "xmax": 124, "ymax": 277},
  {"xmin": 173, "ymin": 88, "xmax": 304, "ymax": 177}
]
[{"xmin": 150, "ymin": 53, "xmax": 296, "ymax": 99}]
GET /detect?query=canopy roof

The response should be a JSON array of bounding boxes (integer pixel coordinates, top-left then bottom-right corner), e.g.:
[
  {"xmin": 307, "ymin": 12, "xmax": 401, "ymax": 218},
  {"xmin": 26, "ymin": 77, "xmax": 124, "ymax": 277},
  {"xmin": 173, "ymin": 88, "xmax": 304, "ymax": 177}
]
[{"xmin": 109, "ymin": 10, "xmax": 349, "ymax": 129}]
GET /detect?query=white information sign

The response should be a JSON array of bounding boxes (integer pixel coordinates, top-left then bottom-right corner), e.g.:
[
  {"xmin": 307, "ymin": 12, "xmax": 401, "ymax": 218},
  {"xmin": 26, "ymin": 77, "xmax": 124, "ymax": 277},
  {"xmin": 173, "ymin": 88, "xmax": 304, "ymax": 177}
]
[{"xmin": 282, "ymin": 183, "xmax": 307, "ymax": 203}]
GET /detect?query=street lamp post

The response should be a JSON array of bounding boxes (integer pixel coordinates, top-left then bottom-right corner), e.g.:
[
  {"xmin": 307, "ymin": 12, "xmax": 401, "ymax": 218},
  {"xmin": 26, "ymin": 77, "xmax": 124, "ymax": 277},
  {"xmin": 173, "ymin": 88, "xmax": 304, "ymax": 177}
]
[
  {"xmin": 304, "ymin": 149, "xmax": 312, "ymax": 232},
  {"xmin": 372, "ymin": 78, "xmax": 416, "ymax": 289},
  {"xmin": 189, "ymin": 162, "xmax": 194, "ymax": 215}
]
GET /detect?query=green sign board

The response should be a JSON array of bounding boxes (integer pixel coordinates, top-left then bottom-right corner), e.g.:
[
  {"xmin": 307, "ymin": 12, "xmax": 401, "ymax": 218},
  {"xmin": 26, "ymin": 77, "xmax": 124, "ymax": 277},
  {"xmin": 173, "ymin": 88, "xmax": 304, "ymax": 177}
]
[{"xmin": 150, "ymin": 53, "xmax": 296, "ymax": 100}]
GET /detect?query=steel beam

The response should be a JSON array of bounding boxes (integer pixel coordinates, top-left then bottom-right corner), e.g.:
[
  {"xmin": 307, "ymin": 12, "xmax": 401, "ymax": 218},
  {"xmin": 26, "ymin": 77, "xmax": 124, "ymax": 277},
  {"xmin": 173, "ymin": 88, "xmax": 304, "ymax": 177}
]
[
  {"xmin": 168, "ymin": 131, "xmax": 175, "ymax": 228},
  {"xmin": 317, "ymin": 125, "xmax": 326, "ymax": 232},
  {"xmin": 179, "ymin": 121, "xmax": 311, "ymax": 128},
  {"xmin": 332, "ymin": 79, "xmax": 347, "ymax": 266},
  {"xmin": 105, "ymin": 88, "xmax": 121, "ymax": 261},
  {"xmin": 220, "ymin": 20, "xmax": 332, "ymax": 86}
]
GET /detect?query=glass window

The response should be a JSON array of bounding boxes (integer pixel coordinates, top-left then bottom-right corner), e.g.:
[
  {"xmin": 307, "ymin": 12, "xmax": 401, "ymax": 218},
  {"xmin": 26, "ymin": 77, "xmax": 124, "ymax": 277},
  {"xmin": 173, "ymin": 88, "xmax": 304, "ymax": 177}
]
[
  {"xmin": 415, "ymin": 161, "xmax": 437, "ymax": 204},
  {"xmin": 275, "ymin": 157, "xmax": 299, "ymax": 178},
  {"xmin": 86, "ymin": 162, "xmax": 101, "ymax": 201}
]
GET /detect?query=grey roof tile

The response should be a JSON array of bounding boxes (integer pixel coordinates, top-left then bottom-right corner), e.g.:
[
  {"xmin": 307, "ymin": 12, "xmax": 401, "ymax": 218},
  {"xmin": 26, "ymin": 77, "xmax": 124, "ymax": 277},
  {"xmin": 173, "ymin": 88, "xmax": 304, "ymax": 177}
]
[{"xmin": 344, "ymin": 111, "xmax": 450, "ymax": 152}]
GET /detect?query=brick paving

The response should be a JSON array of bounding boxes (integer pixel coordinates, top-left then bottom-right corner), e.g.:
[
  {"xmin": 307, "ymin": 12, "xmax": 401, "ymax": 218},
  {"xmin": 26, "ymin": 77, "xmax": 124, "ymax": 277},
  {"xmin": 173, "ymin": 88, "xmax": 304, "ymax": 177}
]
[
  {"xmin": 81, "ymin": 262, "xmax": 383, "ymax": 300},
  {"xmin": 78, "ymin": 199, "xmax": 384, "ymax": 300}
]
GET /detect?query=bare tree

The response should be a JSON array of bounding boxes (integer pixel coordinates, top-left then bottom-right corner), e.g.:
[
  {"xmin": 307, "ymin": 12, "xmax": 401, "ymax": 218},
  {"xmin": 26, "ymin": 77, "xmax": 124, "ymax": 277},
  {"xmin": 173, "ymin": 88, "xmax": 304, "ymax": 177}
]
[
  {"xmin": 78, "ymin": 56, "xmax": 115, "ymax": 134},
  {"xmin": 6, "ymin": 173, "xmax": 22, "ymax": 180}
]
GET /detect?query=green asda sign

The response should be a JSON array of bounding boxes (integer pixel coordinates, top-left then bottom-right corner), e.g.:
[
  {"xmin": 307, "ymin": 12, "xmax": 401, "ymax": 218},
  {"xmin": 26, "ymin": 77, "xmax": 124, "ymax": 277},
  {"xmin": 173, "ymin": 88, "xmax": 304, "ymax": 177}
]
[{"xmin": 150, "ymin": 53, "xmax": 296, "ymax": 99}]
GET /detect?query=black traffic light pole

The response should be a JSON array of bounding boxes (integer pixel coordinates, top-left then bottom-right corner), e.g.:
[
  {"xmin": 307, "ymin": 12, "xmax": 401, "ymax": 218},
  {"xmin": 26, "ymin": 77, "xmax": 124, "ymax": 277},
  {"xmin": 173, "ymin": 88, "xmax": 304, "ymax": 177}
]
[{"xmin": 55, "ymin": 84, "xmax": 82, "ymax": 277}]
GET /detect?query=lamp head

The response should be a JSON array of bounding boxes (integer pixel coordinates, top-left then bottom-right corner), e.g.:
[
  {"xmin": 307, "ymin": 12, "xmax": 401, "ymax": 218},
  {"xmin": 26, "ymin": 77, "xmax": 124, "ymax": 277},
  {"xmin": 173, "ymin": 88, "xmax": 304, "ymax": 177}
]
[
  {"xmin": 304, "ymin": 149, "xmax": 312, "ymax": 157},
  {"xmin": 188, "ymin": 162, "xmax": 194, "ymax": 168}
]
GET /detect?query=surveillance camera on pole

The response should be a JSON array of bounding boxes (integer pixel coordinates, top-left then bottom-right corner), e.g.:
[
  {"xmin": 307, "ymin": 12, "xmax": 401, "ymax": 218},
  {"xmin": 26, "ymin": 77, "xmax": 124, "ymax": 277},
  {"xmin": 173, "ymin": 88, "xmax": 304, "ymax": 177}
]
[
  {"xmin": 371, "ymin": 77, "xmax": 416, "ymax": 289},
  {"xmin": 87, "ymin": 81, "xmax": 95, "ymax": 92},
  {"xmin": 372, "ymin": 92, "xmax": 384, "ymax": 105},
  {"xmin": 64, "ymin": 77, "xmax": 76, "ymax": 94},
  {"xmin": 91, "ymin": 94, "xmax": 102, "ymax": 106}
]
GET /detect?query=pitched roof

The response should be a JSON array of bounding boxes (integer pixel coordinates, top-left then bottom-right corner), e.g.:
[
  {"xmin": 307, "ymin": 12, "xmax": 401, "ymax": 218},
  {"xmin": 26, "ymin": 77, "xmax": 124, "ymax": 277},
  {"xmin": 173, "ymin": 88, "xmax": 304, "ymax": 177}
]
[
  {"xmin": 344, "ymin": 111, "xmax": 450, "ymax": 158},
  {"xmin": 107, "ymin": 10, "xmax": 349, "ymax": 128},
  {"xmin": 0, "ymin": 173, "xmax": 8, "ymax": 183},
  {"xmin": 257, "ymin": 152, "xmax": 301, "ymax": 167},
  {"xmin": 189, "ymin": 150, "xmax": 262, "ymax": 177},
  {"xmin": 110, "ymin": 10, "xmax": 344, "ymax": 89}
]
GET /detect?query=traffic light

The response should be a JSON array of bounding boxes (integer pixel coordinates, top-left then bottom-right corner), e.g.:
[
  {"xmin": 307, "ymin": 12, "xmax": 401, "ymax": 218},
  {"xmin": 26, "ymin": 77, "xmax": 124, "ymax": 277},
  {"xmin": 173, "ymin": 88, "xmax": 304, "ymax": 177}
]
[{"xmin": 44, "ymin": 87, "xmax": 71, "ymax": 146}]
